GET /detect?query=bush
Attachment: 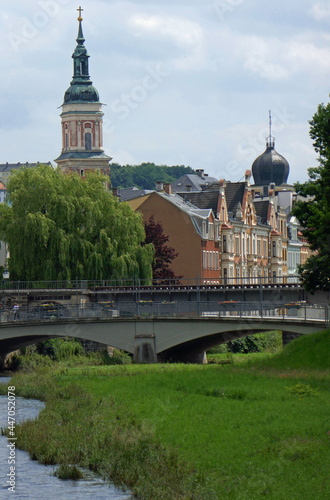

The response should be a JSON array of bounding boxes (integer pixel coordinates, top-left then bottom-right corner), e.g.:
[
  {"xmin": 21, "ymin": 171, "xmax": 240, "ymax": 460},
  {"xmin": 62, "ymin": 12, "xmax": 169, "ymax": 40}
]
[
  {"xmin": 37, "ymin": 338, "xmax": 84, "ymax": 361},
  {"xmin": 207, "ymin": 331, "xmax": 282, "ymax": 355},
  {"xmin": 7, "ymin": 346, "xmax": 53, "ymax": 371},
  {"xmin": 99, "ymin": 348, "xmax": 132, "ymax": 365}
]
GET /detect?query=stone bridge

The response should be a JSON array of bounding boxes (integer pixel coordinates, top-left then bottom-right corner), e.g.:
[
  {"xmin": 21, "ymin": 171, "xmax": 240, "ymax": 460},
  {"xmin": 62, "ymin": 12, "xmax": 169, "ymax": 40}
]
[{"xmin": 0, "ymin": 301, "xmax": 328, "ymax": 365}]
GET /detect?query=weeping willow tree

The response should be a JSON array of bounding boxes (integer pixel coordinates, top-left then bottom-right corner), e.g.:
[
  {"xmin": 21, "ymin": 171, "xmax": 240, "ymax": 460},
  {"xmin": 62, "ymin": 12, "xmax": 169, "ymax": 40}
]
[{"xmin": 0, "ymin": 165, "xmax": 154, "ymax": 281}]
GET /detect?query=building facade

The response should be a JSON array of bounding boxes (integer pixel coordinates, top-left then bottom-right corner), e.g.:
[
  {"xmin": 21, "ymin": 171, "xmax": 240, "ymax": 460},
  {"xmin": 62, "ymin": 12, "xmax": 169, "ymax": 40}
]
[
  {"xmin": 127, "ymin": 134, "xmax": 309, "ymax": 284},
  {"xmin": 127, "ymin": 190, "xmax": 222, "ymax": 283}
]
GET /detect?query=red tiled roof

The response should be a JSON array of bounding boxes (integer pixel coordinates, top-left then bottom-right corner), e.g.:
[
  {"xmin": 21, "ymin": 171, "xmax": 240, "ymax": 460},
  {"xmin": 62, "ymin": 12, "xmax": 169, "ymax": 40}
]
[{"xmin": 270, "ymin": 229, "xmax": 281, "ymax": 236}]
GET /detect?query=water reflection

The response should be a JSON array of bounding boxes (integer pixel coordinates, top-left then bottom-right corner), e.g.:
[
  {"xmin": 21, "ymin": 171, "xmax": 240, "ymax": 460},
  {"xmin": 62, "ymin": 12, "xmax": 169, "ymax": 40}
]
[{"xmin": 0, "ymin": 377, "xmax": 132, "ymax": 499}]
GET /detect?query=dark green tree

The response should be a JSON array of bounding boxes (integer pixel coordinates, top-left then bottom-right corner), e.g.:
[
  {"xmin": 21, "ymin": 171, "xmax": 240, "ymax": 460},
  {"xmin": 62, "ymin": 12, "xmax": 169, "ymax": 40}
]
[
  {"xmin": 0, "ymin": 165, "xmax": 154, "ymax": 281},
  {"xmin": 292, "ymin": 102, "xmax": 330, "ymax": 291},
  {"xmin": 143, "ymin": 215, "xmax": 181, "ymax": 282},
  {"xmin": 110, "ymin": 163, "xmax": 195, "ymax": 190}
]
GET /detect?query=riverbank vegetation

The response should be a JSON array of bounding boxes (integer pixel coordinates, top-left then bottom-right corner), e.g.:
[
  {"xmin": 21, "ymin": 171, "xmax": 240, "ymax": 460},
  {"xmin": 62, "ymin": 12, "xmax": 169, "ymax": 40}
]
[{"xmin": 1, "ymin": 330, "xmax": 329, "ymax": 499}]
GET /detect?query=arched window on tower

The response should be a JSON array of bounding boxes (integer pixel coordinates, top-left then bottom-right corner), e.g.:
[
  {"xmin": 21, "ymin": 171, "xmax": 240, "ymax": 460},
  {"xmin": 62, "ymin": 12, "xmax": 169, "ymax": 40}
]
[
  {"xmin": 65, "ymin": 133, "xmax": 69, "ymax": 151},
  {"xmin": 81, "ymin": 60, "xmax": 88, "ymax": 75},
  {"xmin": 85, "ymin": 132, "xmax": 92, "ymax": 151}
]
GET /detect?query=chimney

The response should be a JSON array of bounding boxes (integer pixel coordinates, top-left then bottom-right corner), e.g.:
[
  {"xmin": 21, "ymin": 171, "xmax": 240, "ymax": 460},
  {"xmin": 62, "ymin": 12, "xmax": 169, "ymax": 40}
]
[
  {"xmin": 219, "ymin": 179, "xmax": 226, "ymax": 196},
  {"xmin": 196, "ymin": 169, "xmax": 204, "ymax": 178},
  {"xmin": 245, "ymin": 169, "xmax": 251, "ymax": 186},
  {"xmin": 155, "ymin": 181, "xmax": 164, "ymax": 192},
  {"xmin": 164, "ymin": 183, "xmax": 172, "ymax": 195}
]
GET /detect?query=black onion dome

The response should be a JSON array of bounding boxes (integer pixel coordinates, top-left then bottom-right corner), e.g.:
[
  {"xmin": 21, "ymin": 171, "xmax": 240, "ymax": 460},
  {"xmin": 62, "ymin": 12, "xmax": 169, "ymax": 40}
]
[{"xmin": 252, "ymin": 138, "xmax": 289, "ymax": 186}]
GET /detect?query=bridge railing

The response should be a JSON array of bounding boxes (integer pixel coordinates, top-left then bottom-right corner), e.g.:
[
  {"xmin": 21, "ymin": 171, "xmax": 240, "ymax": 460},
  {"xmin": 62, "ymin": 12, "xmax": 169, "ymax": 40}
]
[
  {"xmin": 0, "ymin": 276, "xmax": 302, "ymax": 292},
  {"xmin": 0, "ymin": 301, "xmax": 328, "ymax": 325}
]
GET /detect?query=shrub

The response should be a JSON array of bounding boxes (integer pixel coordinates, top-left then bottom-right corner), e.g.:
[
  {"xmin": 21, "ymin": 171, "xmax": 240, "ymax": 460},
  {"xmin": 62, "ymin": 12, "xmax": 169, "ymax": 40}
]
[
  {"xmin": 54, "ymin": 464, "xmax": 84, "ymax": 480},
  {"xmin": 99, "ymin": 349, "xmax": 132, "ymax": 365},
  {"xmin": 37, "ymin": 338, "xmax": 84, "ymax": 361},
  {"xmin": 208, "ymin": 331, "xmax": 282, "ymax": 355}
]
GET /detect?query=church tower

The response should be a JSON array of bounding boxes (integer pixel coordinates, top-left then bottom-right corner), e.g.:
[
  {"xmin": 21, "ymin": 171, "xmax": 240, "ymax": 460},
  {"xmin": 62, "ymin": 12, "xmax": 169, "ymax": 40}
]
[{"xmin": 55, "ymin": 7, "xmax": 111, "ymax": 179}]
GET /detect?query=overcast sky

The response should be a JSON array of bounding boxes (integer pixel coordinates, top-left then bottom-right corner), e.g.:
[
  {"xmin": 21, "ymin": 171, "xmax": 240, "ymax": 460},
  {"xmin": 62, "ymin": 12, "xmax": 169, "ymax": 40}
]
[{"xmin": 1, "ymin": 1, "xmax": 330, "ymax": 184}]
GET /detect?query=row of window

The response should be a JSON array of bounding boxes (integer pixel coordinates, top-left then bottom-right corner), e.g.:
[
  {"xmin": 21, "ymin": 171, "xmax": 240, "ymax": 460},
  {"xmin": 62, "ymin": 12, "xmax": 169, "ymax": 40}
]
[
  {"xmin": 203, "ymin": 251, "xmax": 220, "ymax": 270},
  {"xmin": 222, "ymin": 267, "xmax": 282, "ymax": 282},
  {"xmin": 288, "ymin": 251, "xmax": 300, "ymax": 270},
  {"xmin": 65, "ymin": 131, "xmax": 93, "ymax": 151},
  {"xmin": 224, "ymin": 234, "xmax": 270, "ymax": 258}
]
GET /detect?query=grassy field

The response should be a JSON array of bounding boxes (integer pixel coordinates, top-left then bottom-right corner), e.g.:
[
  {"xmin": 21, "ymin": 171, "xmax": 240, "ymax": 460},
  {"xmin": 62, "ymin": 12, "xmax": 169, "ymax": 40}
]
[{"xmin": 1, "ymin": 330, "xmax": 329, "ymax": 499}]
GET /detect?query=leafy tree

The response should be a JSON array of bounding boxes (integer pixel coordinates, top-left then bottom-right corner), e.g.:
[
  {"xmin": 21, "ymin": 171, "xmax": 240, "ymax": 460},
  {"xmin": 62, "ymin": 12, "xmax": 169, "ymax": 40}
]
[
  {"xmin": 292, "ymin": 102, "xmax": 330, "ymax": 291},
  {"xmin": 110, "ymin": 163, "xmax": 195, "ymax": 190},
  {"xmin": 143, "ymin": 215, "xmax": 181, "ymax": 281},
  {"xmin": 0, "ymin": 165, "xmax": 154, "ymax": 281}
]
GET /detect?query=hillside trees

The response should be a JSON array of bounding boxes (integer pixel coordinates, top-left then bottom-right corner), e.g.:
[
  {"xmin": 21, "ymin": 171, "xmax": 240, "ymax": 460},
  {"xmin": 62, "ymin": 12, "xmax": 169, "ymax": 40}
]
[
  {"xmin": 110, "ymin": 163, "xmax": 195, "ymax": 190},
  {"xmin": 0, "ymin": 165, "xmax": 154, "ymax": 281},
  {"xmin": 292, "ymin": 102, "xmax": 330, "ymax": 291},
  {"xmin": 143, "ymin": 215, "xmax": 181, "ymax": 281}
]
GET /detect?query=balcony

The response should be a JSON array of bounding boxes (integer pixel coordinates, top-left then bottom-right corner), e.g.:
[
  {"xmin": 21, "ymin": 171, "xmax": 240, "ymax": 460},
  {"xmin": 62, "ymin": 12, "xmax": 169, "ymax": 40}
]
[
  {"xmin": 270, "ymin": 256, "xmax": 283, "ymax": 266},
  {"xmin": 220, "ymin": 252, "xmax": 234, "ymax": 263}
]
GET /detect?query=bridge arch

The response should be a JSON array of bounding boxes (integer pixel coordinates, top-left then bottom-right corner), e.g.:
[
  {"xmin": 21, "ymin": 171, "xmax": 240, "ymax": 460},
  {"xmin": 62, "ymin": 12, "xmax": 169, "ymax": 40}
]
[{"xmin": 0, "ymin": 316, "xmax": 327, "ymax": 366}]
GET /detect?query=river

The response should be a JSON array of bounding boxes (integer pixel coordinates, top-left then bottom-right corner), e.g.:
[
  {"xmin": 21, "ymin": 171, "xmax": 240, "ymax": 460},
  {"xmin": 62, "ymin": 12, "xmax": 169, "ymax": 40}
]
[{"xmin": 0, "ymin": 377, "xmax": 132, "ymax": 499}]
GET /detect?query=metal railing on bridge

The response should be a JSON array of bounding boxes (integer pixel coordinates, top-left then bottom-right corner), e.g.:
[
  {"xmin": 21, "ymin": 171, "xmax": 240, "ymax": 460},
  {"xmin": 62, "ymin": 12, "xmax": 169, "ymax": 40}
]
[
  {"xmin": 1, "ymin": 301, "xmax": 328, "ymax": 326},
  {"xmin": 0, "ymin": 276, "xmax": 302, "ymax": 293}
]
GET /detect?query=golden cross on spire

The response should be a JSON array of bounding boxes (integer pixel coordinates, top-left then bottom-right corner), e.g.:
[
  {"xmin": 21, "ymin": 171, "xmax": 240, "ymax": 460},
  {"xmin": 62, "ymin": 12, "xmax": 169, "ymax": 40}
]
[{"xmin": 77, "ymin": 6, "xmax": 83, "ymax": 22}]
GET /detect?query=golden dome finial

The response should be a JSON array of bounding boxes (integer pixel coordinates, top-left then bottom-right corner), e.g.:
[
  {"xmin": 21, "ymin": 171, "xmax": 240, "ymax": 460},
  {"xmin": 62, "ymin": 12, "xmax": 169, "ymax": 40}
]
[{"xmin": 77, "ymin": 6, "xmax": 83, "ymax": 22}]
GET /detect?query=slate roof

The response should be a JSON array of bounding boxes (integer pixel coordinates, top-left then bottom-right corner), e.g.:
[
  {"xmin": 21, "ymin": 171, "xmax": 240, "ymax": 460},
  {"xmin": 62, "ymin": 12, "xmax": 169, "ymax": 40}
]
[
  {"xmin": 117, "ymin": 187, "xmax": 153, "ymax": 202},
  {"xmin": 175, "ymin": 188, "xmax": 219, "ymax": 213},
  {"xmin": 55, "ymin": 151, "xmax": 111, "ymax": 162},
  {"xmin": 171, "ymin": 173, "xmax": 218, "ymax": 192},
  {"xmin": 156, "ymin": 192, "xmax": 213, "ymax": 238},
  {"xmin": 225, "ymin": 182, "xmax": 245, "ymax": 214},
  {"xmin": 253, "ymin": 199, "xmax": 270, "ymax": 225},
  {"xmin": 0, "ymin": 162, "xmax": 52, "ymax": 172}
]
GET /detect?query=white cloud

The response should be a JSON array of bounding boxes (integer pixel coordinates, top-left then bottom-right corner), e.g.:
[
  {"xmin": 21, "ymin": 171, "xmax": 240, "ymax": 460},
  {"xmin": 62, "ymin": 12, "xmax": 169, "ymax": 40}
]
[
  {"xmin": 129, "ymin": 14, "xmax": 203, "ymax": 48},
  {"xmin": 311, "ymin": 3, "xmax": 330, "ymax": 21},
  {"xmin": 0, "ymin": 1, "xmax": 329, "ymax": 184}
]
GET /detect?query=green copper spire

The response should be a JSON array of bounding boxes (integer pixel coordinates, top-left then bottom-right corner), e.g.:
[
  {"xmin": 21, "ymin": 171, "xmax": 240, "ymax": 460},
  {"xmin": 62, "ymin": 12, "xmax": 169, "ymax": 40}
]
[{"xmin": 63, "ymin": 8, "xmax": 100, "ymax": 104}]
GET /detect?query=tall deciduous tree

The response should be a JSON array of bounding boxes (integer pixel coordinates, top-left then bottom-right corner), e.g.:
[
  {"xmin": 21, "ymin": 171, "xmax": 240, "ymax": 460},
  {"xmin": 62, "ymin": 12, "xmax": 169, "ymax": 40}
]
[
  {"xmin": 0, "ymin": 165, "xmax": 154, "ymax": 281},
  {"xmin": 143, "ymin": 215, "xmax": 181, "ymax": 281},
  {"xmin": 292, "ymin": 102, "xmax": 330, "ymax": 291},
  {"xmin": 110, "ymin": 163, "xmax": 195, "ymax": 189}
]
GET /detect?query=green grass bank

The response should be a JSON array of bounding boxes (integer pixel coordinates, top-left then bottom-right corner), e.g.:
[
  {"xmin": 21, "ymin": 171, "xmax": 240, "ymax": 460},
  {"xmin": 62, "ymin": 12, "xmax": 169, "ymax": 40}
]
[{"xmin": 1, "ymin": 330, "xmax": 329, "ymax": 499}]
